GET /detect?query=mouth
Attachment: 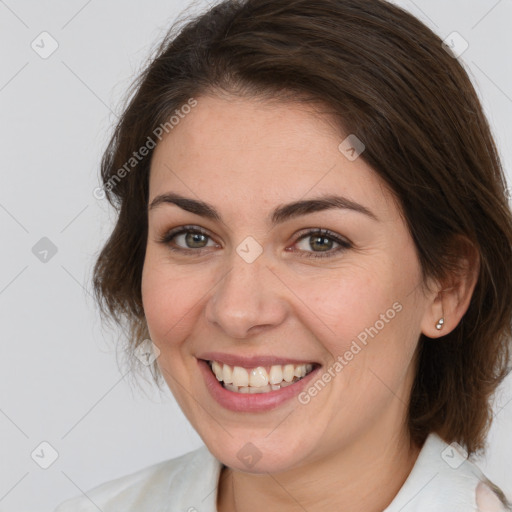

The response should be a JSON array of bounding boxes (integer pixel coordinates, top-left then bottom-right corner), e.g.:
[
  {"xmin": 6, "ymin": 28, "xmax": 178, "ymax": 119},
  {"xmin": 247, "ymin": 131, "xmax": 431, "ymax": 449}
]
[{"xmin": 204, "ymin": 359, "xmax": 319, "ymax": 394}]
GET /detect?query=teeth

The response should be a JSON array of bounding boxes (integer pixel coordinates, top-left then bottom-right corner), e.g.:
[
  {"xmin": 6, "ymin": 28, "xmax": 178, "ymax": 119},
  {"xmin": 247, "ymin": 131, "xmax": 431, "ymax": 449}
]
[
  {"xmin": 249, "ymin": 384, "xmax": 271, "ymax": 393},
  {"xmin": 269, "ymin": 365, "xmax": 283, "ymax": 384},
  {"xmin": 232, "ymin": 366, "xmax": 249, "ymax": 387},
  {"xmin": 283, "ymin": 364, "xmax": 295, "ymax": 382},
  {"xmin": 223, "ymin": 364, "xmax": 233, "ymax": 384},
  {"xmin": 212, "ymin": 361, "xmax": 223, "ymax": 381},
  {"xmin": 294, "ymin": 364, "xmax": 306, "ymax": 378},
  {"xmin": 208, "ymin": 360, "xmax": 316, "ymax": 393},
  {"xmin": 249, "ymin": 367, "xmax": 268, "ymax": 387}
]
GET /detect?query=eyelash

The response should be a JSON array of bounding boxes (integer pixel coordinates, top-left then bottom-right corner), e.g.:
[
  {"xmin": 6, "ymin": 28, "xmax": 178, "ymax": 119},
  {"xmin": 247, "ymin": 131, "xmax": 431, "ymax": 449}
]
[{"xmin": 157, "ymin": 225, "xmax": 352, "ymax": 259}]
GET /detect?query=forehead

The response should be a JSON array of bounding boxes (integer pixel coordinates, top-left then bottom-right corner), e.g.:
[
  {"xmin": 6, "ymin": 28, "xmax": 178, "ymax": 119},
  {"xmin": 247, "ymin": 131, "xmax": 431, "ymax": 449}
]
[{"xmin": 149, "ymin": 94, "xmax": 397, "ymax": 219}]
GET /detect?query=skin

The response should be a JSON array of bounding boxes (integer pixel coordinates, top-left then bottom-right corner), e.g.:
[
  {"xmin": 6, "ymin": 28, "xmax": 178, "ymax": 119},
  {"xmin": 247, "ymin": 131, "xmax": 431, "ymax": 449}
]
[{"xmin": 141, "ymin": 93, "xmax": 477, "ymax": 512}]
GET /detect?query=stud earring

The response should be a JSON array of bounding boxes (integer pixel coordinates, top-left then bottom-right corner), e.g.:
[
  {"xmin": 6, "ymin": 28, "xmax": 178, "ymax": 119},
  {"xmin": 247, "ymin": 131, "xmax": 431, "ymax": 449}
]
[{"xmin": 435, "ymin": 318, "xmax": 444, "ymax": 330}]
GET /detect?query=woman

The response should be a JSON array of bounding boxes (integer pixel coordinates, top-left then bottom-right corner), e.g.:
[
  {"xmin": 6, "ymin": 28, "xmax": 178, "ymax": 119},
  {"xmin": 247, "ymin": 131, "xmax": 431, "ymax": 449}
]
[{"xmin": 55, "ymin": 0, "xmax": 512, "ymax": 510}]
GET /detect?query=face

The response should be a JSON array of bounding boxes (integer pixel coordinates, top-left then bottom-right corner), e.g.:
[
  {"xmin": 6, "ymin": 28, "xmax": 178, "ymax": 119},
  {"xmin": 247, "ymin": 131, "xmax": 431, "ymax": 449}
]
[{"xmin": 141, "ymin": 93, "xmax": 432, "ymax": 473}]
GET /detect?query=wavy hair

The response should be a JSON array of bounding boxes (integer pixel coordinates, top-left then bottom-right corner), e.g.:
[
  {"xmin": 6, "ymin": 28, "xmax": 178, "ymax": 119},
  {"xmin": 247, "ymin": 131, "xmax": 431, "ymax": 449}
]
[{"xmin": 92, "ymin": 0, "xmax": 512, "ymax": 458}]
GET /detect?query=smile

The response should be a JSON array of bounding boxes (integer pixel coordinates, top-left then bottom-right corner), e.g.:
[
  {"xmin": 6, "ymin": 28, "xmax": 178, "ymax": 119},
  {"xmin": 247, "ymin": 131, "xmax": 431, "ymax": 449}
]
[{"xmin": 207, "ymin": 360, "xmax": 316, "ymax": 394}]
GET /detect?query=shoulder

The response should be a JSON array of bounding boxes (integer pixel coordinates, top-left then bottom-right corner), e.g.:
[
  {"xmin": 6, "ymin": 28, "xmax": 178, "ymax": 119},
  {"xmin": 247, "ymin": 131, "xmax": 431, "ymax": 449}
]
[
  {"xmin": 475, "ymin": 480, "xmax": 512, "ymax": 512},
  {"xmin": 54, "ymin": 444, "xmax": 222, "ymax": 512},
  {"xmin": 384, "ymin": 433, "xmax": 511, "ymax": 512}
]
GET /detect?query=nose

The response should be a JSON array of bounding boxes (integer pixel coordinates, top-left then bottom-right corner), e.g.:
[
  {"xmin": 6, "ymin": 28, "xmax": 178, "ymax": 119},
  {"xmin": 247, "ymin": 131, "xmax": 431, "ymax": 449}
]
[{"xmin": 205, "ymin": 251, "xmax": 289, "ymax": 339}]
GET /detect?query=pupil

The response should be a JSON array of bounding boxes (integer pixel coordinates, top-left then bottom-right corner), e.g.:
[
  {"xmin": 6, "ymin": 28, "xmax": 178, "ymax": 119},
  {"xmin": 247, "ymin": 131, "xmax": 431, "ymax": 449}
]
[
  {"xmin": 186, "ymin": 232, "xmax": 207, "ymax": 248},
  {"xmin": 311, "ymin": 236, "xmax": 332, "ymax": 251}
]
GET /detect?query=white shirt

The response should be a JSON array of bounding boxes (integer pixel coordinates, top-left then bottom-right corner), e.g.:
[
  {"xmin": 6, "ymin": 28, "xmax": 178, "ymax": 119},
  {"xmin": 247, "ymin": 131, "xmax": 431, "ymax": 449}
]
[{"xmin": 54, "ymin": 432, "xmax": 510, "ymax": 511}]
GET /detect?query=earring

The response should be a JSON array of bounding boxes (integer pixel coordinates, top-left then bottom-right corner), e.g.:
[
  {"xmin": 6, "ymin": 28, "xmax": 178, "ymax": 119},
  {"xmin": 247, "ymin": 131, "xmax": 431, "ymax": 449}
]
[{"xmin": 435, "ymin": 318, "xmax": 444, "ymax": 330}]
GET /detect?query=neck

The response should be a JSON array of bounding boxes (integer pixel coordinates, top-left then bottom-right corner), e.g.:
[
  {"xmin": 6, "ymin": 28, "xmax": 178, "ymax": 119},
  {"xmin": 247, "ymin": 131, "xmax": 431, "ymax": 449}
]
[{"xmin": 217, "ymin": 424, "xmax": 422, "ymax": 512}]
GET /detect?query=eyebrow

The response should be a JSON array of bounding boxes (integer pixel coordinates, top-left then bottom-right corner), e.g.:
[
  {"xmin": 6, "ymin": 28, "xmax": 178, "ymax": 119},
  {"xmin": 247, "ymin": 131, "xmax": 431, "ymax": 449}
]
[{"xmin": 148, "ymin": 192, "xmax": 378, "ymax": 224}]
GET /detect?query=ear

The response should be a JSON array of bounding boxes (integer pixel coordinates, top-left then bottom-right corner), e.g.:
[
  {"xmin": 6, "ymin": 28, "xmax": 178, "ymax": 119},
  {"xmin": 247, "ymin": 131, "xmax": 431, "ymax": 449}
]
[{"xmin": 421, "ymin": 236, "xmax": 480, "ymax": 339}]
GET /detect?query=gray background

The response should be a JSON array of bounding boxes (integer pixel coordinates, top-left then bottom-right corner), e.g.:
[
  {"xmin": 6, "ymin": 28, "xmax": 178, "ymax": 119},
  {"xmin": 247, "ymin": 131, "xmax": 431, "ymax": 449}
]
[{"xmin": 1, "ymin": 1, "xmax": 511, "ymax": 510}]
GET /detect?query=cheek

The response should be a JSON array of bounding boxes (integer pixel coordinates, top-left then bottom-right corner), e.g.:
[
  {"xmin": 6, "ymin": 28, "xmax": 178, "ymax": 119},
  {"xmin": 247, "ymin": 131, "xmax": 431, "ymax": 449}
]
[
  {"xmin": 294, "ymin": 263, "xmax": 395, "ymax": 346},
  {"xmin": 141, "ymin": 254, "xmax": 207, "ymax": 348},
  {"xmin": 296, "ymin": 257, "xmax": 421, "ymax": 381}
]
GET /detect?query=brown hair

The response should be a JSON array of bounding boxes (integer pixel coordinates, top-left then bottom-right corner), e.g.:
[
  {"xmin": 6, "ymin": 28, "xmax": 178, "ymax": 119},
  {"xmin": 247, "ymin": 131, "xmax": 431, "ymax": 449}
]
[{"xmin": 92, "ymin": 0, "xmax": 512, "ymax": 457}]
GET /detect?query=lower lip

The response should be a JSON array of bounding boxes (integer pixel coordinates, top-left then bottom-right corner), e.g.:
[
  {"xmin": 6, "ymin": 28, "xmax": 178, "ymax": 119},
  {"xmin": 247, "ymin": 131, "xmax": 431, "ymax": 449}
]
[{"xmin": 197, "ymin": 359, "xmax": 321, "ymax": 413}]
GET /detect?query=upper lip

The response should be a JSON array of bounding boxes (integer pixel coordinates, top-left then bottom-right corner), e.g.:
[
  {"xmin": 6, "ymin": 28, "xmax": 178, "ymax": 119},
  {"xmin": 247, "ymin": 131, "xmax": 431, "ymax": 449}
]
[{"xmin": 198, "ymin": 351, "xmax": 320, "ymax": 369}]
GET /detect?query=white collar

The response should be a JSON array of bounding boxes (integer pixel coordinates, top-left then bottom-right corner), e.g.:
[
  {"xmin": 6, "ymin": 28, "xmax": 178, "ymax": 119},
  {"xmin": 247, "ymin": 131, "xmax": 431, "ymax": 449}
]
[{"xmin": 165, "ymin": 432, "xmax": 508, "ymax": 511}]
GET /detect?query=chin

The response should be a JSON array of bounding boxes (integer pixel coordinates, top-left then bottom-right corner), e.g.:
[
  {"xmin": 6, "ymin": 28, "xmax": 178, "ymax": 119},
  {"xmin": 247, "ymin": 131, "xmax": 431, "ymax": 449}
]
[{"xmin": 205, "ymin": 433, "xmax": 313, "ymax": 474}]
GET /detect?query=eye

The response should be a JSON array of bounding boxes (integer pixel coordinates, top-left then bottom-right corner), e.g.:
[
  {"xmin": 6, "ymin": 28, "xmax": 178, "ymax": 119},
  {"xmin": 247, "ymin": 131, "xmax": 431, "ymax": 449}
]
[
  {"xmin": 157, "ymin": 225, "xmax": 219, "ymax": 253},
  {"xmin": 157, "ymin": 225, "xmax": 352, "ymax": 259},
  {"xmin": 291, "ymin": 228, "xmax": 352, "ymax": 259}
]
